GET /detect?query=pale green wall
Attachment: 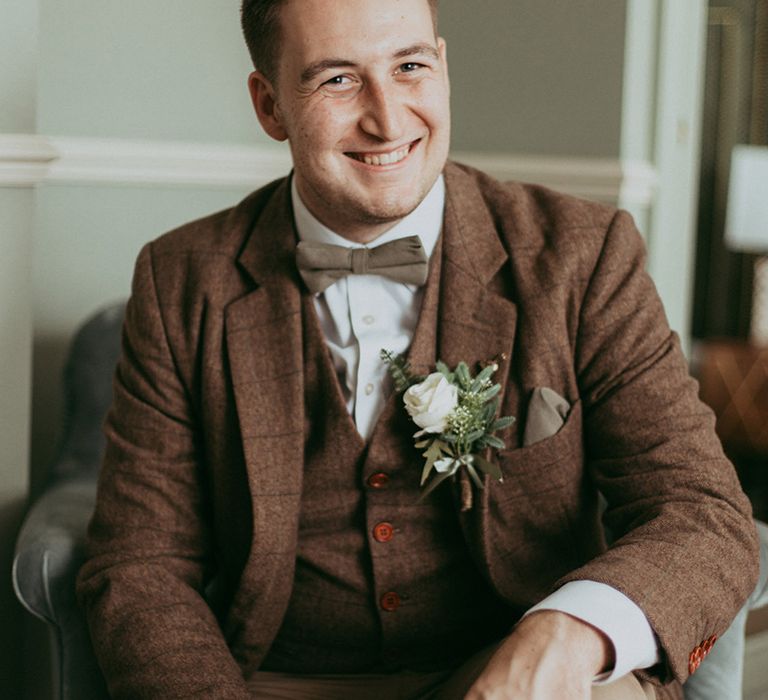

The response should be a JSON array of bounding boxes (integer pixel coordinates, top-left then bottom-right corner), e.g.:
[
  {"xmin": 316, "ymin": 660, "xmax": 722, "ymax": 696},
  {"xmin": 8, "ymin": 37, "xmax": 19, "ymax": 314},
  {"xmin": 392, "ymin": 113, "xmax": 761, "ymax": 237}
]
[
  {"xmin": 35, "ymin": 0, "xmax": 628, "ymax": 152},
  {"xmin": 441, "ymin": 0, "xmax": 627, "ymax": 157},
  {"xmin": 31, "ymin": 184, "xmax": 252, "ymax": 488},
  {"xmin": 35, "ymin": 0, "xmax": 627, "ymax": 153},
  {"xmin": 36, "ymin": 0, "xmax": 267, "ymax": 143},
  {"xmin": 0, "ymin": 0, "xmax": 39, "ymax": 131},
  {"xmin": 30, "ymin": 1, "xmax": 265, "ymax": 486},
  {"xmin": 1, "ymin": 2, "xmax": 38, "ymax": 698}
]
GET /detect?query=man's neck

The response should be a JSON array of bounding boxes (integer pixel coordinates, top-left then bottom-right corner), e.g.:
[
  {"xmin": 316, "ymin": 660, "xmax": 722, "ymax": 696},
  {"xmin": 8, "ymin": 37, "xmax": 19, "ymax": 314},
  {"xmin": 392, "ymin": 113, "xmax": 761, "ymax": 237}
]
[{"xmin": 291, "ymin": 175, "xmax": 445, "ymax": 257}]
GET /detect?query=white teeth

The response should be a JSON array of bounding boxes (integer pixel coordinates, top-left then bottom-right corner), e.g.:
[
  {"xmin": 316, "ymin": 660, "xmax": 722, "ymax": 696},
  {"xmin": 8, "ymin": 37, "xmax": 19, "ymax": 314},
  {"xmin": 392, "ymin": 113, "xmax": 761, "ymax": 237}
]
[{"xmin": 358, "ymin": 146, "xmax": 409, "ymax": 166}]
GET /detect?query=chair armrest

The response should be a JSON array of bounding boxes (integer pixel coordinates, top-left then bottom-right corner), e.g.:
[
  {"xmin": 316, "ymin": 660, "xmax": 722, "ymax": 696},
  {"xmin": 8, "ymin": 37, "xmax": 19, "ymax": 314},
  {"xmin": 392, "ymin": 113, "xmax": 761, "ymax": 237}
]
[
  {"xmin": 750, "ymin": 520, "xmax": 768, "ymax": 611},
  {"xmin": 13, "ymin": 478, "xmax": 96, "ymax": 624}
]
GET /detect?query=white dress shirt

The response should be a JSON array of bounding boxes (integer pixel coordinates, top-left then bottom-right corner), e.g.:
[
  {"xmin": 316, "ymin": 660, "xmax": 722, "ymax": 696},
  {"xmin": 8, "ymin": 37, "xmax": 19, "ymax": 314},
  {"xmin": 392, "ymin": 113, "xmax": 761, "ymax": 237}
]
[{"xmin": 291, "ymin": 176, "xmax": 659, "ymax": 682}]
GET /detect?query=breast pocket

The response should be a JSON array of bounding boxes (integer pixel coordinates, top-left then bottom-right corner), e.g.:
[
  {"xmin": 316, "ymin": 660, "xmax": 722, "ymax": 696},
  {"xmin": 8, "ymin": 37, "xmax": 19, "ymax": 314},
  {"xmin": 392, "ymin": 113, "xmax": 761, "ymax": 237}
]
[
  {"xmin": 483, "ymin": 400, "xmax": 590, "ymax": 593},
  {"xmin": 494, "ymin": 399, "xmax": 584, "ymax": 502}
]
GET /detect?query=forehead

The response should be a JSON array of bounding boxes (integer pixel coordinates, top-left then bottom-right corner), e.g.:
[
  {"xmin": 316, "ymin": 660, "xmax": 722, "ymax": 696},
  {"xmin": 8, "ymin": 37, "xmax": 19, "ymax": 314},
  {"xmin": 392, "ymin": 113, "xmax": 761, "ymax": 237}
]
[{"xmin": 276, "ymin": 0, "xmax": 437, "ymax": 66}]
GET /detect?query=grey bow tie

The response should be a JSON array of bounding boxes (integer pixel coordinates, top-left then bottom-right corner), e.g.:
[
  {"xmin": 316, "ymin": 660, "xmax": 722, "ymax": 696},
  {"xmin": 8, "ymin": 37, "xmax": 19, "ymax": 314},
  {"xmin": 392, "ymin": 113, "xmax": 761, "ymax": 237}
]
[{"xmin": 295, "ymin": 235, "xmax": 429, "ymax": 294}]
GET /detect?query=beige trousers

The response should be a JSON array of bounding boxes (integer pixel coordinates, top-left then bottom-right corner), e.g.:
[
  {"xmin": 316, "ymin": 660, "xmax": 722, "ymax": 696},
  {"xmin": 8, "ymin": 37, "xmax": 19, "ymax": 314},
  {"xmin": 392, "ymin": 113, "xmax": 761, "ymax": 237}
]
[
  {"xmin": 248, "ymin": 671, "xmax": 653, "ymax": 699},
  {"xmin": 248, "ymin": 644, "xmax": 656, "ymax": 699}
]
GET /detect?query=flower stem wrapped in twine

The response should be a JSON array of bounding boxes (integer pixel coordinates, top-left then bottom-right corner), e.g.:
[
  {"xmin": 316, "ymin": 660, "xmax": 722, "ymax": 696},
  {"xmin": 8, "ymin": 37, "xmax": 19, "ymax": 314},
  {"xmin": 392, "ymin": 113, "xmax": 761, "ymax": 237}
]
[{"xmin": 459, "ymin": 469, "xmax": 473, "ymax": 512}]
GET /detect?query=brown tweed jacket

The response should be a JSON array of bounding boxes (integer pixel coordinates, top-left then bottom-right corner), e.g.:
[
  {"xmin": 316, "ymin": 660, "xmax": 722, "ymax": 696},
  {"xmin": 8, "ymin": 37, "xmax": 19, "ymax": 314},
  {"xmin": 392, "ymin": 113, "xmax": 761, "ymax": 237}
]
[{"xmin": 77, "ymin": 161, "xmax": 758, "ymax": 699}]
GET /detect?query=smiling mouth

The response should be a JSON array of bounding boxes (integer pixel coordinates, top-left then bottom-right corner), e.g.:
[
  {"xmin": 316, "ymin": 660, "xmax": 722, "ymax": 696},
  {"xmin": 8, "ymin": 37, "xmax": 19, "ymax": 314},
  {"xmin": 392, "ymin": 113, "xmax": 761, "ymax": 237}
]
[{"xmin": 346, "ymin": 140, "xmax": 418, "ymax": 166}]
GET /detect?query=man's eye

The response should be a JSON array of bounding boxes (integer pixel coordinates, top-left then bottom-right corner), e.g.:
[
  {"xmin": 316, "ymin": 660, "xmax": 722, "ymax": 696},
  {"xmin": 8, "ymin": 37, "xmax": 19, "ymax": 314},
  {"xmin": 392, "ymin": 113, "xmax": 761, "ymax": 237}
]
[
  {"xmin": 323, "ymin": 75, "xmax": 352, "ymax": 87},
  {"xmin": 399, "ymin": 62, "xmax": 423, "ymax": 73}
]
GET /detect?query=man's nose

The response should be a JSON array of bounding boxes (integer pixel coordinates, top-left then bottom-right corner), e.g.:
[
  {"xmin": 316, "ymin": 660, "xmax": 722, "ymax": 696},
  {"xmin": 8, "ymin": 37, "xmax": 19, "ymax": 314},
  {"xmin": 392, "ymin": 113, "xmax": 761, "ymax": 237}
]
[{"xmin": 358, "ymin": 80, "xmax": 405, "ymax": 142}]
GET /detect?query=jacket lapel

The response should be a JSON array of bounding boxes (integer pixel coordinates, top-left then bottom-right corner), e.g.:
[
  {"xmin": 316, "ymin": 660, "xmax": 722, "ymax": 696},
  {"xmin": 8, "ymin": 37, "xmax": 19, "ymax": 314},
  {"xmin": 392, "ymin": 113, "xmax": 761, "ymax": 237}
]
[
  {"xmin": 225, "ymin": 179, "xmax": 305, "ymax": 550},
  {"xmin": 439, "ymin": 163, "xmax": 519, "ymax": 432},
  {"xmin": 440, "ymin": 164, "xmax": 520, "ymax": 553}
]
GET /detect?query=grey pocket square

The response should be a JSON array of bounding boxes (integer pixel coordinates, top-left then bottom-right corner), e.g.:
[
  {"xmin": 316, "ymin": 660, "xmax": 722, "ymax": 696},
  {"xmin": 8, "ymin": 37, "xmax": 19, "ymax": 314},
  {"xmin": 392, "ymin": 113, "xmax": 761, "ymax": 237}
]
[{"xmin": 523, "ymin": 387, "xmax": 571, "ymax": 446}]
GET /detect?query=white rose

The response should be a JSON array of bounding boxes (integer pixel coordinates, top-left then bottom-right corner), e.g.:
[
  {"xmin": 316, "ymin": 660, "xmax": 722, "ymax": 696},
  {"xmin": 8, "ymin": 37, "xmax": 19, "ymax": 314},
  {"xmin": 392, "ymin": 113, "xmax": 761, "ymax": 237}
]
[{"xmin": 403, "ymin": 372, "xmax": 458, "ymax": 434}]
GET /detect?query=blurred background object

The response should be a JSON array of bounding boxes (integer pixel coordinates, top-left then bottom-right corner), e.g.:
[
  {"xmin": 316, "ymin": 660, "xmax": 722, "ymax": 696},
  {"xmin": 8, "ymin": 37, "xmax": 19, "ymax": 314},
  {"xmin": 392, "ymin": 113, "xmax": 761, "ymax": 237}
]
[
  {"xmin": 691, "ymin": 1, "xmax": 768, "ymax": 540},
  {"xmin": 724, "ymin": 145, "xmax": 768, "ymax": 343}
]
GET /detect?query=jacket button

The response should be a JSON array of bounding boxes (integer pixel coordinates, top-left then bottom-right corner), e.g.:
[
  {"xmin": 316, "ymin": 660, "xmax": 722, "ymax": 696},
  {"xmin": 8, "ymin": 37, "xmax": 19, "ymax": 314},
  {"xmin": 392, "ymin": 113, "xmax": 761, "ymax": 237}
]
[
  {"xmin": 380, "ymin": 591, "xmax": 401, "ymax": 612},
  {"xmin": 373, "ymin": 522, "xmax": 394, "ymax": 542},
  {"xmin": 367, "ymin": 472, "xmax": 390, "ymax": 489}
]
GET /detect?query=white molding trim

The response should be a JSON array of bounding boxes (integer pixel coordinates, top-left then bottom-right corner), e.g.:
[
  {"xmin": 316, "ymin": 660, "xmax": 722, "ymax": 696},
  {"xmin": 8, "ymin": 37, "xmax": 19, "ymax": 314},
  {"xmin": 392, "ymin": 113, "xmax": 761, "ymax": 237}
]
[
  {"xmin": 0, "ymin": 134, "xmax": 58, "ymax": 187},
  {"xmin": 645, "ymin": 0, "xmax": 708, "ymax": 351},
  {"xmin": 0, "ymin": 133, "xmax": 657, "ymax": 206},
  {"xmin": 454, "ymin": 152, "xmax": 657, "ymax": 207},
  {"xmin": 47, "ymin": 137, "xmax": 292, "ymax": 188}
]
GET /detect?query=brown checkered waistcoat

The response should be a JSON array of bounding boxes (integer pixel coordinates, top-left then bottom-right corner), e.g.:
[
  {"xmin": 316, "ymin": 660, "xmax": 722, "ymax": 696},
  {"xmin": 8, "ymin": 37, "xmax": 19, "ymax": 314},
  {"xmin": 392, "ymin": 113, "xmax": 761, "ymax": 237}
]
[{"xmin": 77, "ymin": 162, "xmax": 759, "ymax": 699}]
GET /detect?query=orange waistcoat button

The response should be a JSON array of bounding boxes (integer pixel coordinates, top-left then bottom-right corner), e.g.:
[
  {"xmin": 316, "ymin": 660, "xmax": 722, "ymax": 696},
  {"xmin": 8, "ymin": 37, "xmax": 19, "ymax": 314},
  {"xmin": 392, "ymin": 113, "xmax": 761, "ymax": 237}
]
[
  {"xmin": 367, "ymin": 472, "xmax": 390, "ymax": 489},
  {"xmin": 373, "ymin": 522, "xmax": 395, "ymax": 542},
  {"xmin": 380, "ymin": 591, "xmax": 401, "ymax": 612}
]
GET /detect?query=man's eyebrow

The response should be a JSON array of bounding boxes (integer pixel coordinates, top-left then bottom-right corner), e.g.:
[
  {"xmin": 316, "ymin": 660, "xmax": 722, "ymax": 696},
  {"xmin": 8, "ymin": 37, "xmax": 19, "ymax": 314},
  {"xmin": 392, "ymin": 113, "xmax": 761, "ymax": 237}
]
[
  {"xmin": 300, "ymin": 59, "xmax": 358, "ymax": 84},
  {"xmin": 392, "ymin": 43, "xmax": 440, "ymax": 61},
  {"xmin": 299, "ymin": 44, "xmax": 440, "ymax": 84}
]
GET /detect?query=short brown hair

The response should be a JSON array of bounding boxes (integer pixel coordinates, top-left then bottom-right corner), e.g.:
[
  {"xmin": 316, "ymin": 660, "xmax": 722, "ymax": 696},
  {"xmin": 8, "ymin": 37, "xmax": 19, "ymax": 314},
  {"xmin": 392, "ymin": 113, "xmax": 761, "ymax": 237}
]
[{"xmin": 241, "ymin": 0, "xmax": 439, "ymax": 82}]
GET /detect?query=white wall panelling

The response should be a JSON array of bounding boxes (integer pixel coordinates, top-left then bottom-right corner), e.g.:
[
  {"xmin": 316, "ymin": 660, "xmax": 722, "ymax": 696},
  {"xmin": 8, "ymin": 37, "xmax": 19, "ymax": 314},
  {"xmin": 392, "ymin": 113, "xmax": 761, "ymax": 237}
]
[
  {"xmin": 621, "ymin": 0, "xmax": 709, "ymax": 350},
  {"xmin": 0, "ymin": 133, "xmax": 657, "ymax": 210}
]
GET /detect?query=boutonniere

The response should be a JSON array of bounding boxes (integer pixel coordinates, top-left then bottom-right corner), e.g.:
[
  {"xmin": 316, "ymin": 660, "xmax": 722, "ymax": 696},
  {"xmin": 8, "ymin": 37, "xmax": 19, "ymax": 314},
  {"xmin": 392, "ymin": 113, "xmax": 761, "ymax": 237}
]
[{"xmin": 380, "ymin": 350, "xmax": 515, "ymax": 511}]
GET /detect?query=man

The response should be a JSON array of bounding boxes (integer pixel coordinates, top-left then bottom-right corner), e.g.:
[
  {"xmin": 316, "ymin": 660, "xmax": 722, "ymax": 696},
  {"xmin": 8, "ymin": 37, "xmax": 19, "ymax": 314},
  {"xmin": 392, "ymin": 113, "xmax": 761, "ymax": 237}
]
[{"xmin": 76, "ymin": 1, "xmax": 759, "ymax": 698}]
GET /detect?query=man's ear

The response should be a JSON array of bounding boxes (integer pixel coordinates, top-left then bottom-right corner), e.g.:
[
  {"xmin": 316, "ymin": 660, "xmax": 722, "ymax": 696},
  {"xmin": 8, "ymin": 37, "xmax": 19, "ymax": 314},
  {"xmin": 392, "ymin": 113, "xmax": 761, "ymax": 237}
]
[
  {"xmin": 437, "ymin": 37, "xmax": 450, "ymax": 95},
  {"xmin": 248, "ymin": 71, "xmax": 288, "ymax": 142}
]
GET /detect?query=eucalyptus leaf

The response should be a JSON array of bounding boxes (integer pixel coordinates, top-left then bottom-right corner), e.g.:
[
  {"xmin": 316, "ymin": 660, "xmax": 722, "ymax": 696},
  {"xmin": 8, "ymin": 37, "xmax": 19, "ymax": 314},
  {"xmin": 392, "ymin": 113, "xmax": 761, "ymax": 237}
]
[
  {"xmin": 380, "ymin": 349, "xmax": 415, "ymax": 391},
  {"xmin": 418, "ymin": 469, "xmax": 455, "ymax": 500},
  {"xmin": 481, "ymin": 402, "xmax": 496, "ymax": 425},
  {"xmin": 422, "ymin": 441, "xmax": 443, "ymax": 478},
  {"xmin": 456, "ymin": 362, "xmax": 471, "ymax": 389},
  {"xmin": 483, "ymin": 434, "xmax": 506, "ymax": 450},
  {"xmin": 421, "ymin": 437, "xmax": 450, "ymax": 484},
  {"xmin": 470, "ymin": 364, "xmax": 495, "ymax": 391},
  {"xmin": 436, "ymin": 360, "xmax": 451, "ymax": 377},
  {"xmin": 465, "ymin": 464, "xmax": 485, "ymax": 489},
  {"xmin": 474, "ymin": 454, "xmax": 503, "ymax": 481},
  {"xmin": 478, "ymin": 384, "xmax": 501, "ymax": 402},
  {"xmin": 491, "ymin": 416, "xmax": 516, "ymax": 431},
  {"xmin": 466, "ymin": 429, "xmax": 484, "ymax": 443}
]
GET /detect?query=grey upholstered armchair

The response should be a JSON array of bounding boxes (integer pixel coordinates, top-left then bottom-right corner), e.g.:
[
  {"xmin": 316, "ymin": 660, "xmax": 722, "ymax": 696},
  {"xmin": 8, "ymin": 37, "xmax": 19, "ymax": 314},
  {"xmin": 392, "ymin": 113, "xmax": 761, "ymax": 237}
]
[{"xmin": 13, "ymin": 302, "xmax": 124, "ymax": 700}]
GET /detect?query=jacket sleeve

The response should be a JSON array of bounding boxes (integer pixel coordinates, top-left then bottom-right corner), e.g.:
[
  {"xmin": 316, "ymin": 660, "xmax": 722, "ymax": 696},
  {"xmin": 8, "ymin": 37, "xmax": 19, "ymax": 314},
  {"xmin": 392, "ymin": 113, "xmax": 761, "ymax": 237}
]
[
  {"xmin": 76, "ymin": 244, "xmax": 250, "ymax": 699},
  {"xmin": 560, "ymin": 210, "xmax": 759, "ymax": 685}
]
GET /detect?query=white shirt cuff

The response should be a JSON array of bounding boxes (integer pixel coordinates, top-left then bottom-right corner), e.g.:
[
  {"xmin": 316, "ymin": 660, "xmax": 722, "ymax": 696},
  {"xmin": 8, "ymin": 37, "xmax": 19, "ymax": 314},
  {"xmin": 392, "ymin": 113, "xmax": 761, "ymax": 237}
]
[{"xmin": 523, "ymin": 580, "xmax": 660, "ymax": 683}]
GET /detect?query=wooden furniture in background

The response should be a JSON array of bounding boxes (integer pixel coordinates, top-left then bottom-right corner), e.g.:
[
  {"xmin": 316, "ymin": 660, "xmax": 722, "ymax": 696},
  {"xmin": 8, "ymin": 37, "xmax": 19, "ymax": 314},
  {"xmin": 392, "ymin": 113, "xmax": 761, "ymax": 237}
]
[
  {"xmin": 697, "ymin": 339, "xmax": 768, "ymax": 455},
  {"xmin": 695, "ymin": 338, "xmax": 768, "ymax": 519}
]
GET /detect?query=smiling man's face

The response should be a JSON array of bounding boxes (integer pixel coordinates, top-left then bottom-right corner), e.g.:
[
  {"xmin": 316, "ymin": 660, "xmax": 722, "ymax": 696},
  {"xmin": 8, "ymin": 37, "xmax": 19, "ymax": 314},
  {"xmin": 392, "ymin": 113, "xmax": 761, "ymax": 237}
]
[{"xmin": 249, "ymin": 0, "xmax": 451, "ymax": 243}]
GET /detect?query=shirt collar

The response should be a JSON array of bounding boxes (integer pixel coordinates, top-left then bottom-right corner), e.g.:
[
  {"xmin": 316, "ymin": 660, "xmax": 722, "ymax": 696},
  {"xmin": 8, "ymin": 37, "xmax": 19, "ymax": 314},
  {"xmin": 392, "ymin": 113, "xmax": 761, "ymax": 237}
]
[{"xmin": 291, "ymin": 174, "xmax": 444, "ymax": 262}]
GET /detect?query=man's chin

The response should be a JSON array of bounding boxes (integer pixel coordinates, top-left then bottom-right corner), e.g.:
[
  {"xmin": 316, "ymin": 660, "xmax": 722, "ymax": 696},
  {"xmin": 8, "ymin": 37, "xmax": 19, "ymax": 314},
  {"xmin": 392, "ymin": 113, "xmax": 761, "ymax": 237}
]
[
  {"xmin": 351, "ymin": 199, "xmax": 423, "ymax": 227},
  {"xmin": 351, "ymin": 179, "xmax": 437, "ymax": 221},
  {"xmin": 324, "ymin": 200, "xmax": 423, "ymax": 242}
]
